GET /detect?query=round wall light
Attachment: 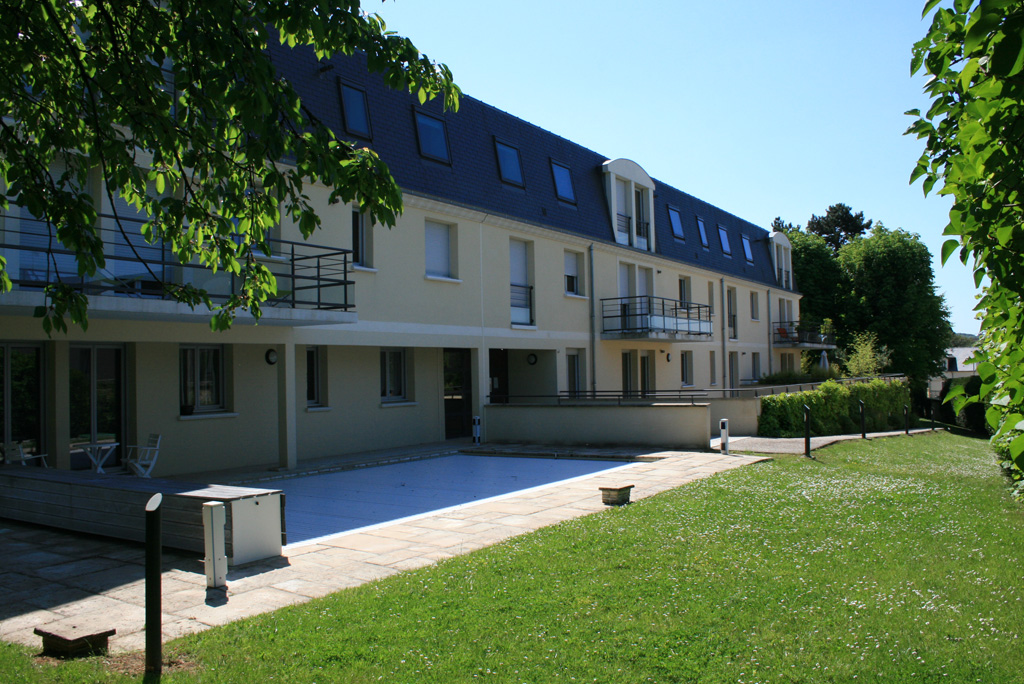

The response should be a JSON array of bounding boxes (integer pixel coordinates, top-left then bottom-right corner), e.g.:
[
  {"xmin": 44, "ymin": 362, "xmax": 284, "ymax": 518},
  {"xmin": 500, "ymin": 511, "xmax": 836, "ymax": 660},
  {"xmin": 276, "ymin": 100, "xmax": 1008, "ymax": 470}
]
[{"xmin": 265, "ymin": 349, "xmax": 278, "ymax": 365}]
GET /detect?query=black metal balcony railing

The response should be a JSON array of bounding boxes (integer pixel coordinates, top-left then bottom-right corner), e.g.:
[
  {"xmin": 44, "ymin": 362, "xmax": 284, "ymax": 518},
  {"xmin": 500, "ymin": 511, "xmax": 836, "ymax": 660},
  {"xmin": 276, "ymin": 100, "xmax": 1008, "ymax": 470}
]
[
  {"xmin": 616, "ymin": 213, "xmax": 632, "ymax": 245},
  {"xmin": 510, "ymin": 283, "xmax": 534, "ymax": 325},
  {"xmin": 601, "ymin": 296, "xmax": 712, "ymax": 337},
  {"xmin": 636, "ymin": 220, "xmax": 650, "ymax": 240},
  {"xmin": 0, "ymin": 214, "xmax": 354, "ymax": 310},
  {"xmin": 776, "ymin": 267, "xmax": 792, "ymax": 290},
  {"xmin": 773, "ymin": 320, "xmax": 836, "ymax": 347}
]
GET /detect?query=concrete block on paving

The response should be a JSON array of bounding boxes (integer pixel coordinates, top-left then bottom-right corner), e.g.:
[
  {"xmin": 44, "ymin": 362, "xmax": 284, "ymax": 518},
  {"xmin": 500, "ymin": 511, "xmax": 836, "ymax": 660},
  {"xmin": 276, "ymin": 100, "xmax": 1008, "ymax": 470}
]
[{"xmin": 34, "ymin": 619, "xmax": 116, "ymax": 658}]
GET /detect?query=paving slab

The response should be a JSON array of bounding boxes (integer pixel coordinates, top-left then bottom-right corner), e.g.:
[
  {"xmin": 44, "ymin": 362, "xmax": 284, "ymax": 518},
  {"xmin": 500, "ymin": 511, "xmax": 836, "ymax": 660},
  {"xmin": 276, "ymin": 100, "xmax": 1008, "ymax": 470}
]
[{"xmin": 0, "ymin": 444, "xmax": 770, "ymax": 653}]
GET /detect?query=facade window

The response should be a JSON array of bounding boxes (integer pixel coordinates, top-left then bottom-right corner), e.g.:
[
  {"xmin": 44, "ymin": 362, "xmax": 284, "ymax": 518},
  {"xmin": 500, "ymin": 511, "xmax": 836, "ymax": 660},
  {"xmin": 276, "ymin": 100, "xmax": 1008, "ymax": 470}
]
[
  {"xmin": 718, "ymin": 225, "xmax": 732, "ymax": 255},
  {"xmin": 750, "ymin": 291, "xmax": 760, "ymax": 320},
  {"xmin": 669, "ymin": 206, "xmax": 685, "ymax": 240},
  {"xmin": 707, "ymin": 281, "xmax": 715, "ymax": 315},
  {"xmin": 380, "ymin": 348, "xmax": 407, "ymax": 401},
  {"xmin": 425, "ymin": 220, "xmax": 454, "ymax": 278},
  {"xmin": 696, "ymin": 217, "xmax": 709, "ymax": 247},
  {"xmin": 751, "ymin": 352, "xmax": 761, "ymax": 381},
  {"xmin": 564, "ymin": 250, "xmax": 583, "ymax": 295},
  {"xmin": 495, "ymin": 141, "xmax": 524, "ymax": 186},
  {"xmin": 679, "ymin": 276, "xmax": 691, "ymax": 303},
  {"xmin": 414, "ymin": 111, "xmax": 450, "ymax": 163},
  {"xmin": 680, "ymin": 350, "xmax": 694, "ymax": 386},
  {"xmin": 742, "ymin": 235, "xmax": 754, "ymax": 263},
  {"xmin": 566, "ymin": 349, "xmax": 584, "ymax": 397},
  {"xmin": 339, "ymin": 82, "xmax": 371, "ymax": 139},
  {"xmin": 180, "ymin": 345, "xmax": 223, "ymax": 413},
  {"xmin": 781, "ymin": 352, "xmax": 796, "ymax": 373},
  {"xmin": 306, "ymin": 346, "xmax": 322, "ymax": 406},
  {"xmin": 551, "ymin": 161, "xmax": 575, "ymax": 202},
  {"xmin": 351, "ymin": 207, "xmax": 372, "ymax": 266},
  {"xmin": 709, "ymin": 350, "xmax": 717, "ymax": 385}
]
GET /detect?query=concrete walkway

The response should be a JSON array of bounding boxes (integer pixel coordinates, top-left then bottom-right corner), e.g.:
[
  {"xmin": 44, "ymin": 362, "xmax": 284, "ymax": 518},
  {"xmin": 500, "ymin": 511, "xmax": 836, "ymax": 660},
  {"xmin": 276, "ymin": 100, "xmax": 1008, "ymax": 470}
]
[
  {"xmin": 0, "ymin": 447, "xmax": 768, "ymax": 654},
  {"xmin": 717, "ymin": 427, "xmax": 936, "ymax": 455}
]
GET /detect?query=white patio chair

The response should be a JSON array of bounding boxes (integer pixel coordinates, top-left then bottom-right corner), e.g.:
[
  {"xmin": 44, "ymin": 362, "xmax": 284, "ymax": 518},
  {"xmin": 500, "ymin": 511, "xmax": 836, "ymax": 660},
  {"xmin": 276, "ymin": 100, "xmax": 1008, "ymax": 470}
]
[
  {"xmin": 2, "ymin": 442, "xmax": 49, "ymax": 467},
  {"xmin": 125, "ymin": 434, "xmax": 161, "ymax": 478}
]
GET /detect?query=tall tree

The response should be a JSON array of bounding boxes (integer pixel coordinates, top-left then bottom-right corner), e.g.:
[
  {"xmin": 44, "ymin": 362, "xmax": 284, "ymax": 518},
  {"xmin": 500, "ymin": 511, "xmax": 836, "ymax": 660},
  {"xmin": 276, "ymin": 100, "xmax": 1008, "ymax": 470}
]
[
  {"xmin": 909, "ymin": 1, "xmax": 1024, "ymax": 462},
  {"xmin": 0, "ymin": 0, "xmax": 460, "ymax": 332},
  {"xmin": 786, "ymin": 229, "xmax": 849, "ymax": 331},
  {"xmin": 806, "ymin": 203, "xmax": 873, "ymax": 253},
  {"xmin": 838, "ymin": 227, "xmax": 951, "ymax": 389}
]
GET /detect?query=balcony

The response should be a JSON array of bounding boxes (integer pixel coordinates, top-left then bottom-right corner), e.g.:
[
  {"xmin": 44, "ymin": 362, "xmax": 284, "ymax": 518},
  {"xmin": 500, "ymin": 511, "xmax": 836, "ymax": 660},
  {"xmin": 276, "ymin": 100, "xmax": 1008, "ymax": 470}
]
[
  {"xmin": 601, "ymin": 296, "xmax": 712, "ymax": 340},
  {"xmin": 510, "ymin": 283, "xmax": 534, "ymax": 325},
  {"xmin": 773, "ymin": 321, "xmax": 836, "ymax": 348},
  {"xmin": 0, "ymin": 214, "xmax": 355, "ymax": 321}
]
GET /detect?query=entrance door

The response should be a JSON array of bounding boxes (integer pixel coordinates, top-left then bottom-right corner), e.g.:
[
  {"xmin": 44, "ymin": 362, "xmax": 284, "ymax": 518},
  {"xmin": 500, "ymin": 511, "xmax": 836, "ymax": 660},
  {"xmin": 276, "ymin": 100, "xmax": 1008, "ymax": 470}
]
[
  {"xmin": 69, "ymin": 346, "xmax": 124, "ymax": 469},
  {"xmin": 443, "ymin": 348, "xmax": 473, "ymax": 439},
  {"xmin": 728, "ymin": 352, "xmax": 739, "ymax": 397},
  {"xmin": 489, "ymin": 349, "xmax": 509, "ymax": 404},
  {"xmin": 0, "ymin": 344, "xmax": 44, "ymax": 461}
]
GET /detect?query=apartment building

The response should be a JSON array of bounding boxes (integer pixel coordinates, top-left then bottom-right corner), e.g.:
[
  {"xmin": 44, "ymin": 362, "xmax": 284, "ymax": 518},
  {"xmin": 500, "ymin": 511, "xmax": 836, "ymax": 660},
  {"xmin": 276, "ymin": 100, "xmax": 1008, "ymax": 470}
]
[{"xmin": 0, "ymin": 50, "xmax": 817, "ymax": 476}]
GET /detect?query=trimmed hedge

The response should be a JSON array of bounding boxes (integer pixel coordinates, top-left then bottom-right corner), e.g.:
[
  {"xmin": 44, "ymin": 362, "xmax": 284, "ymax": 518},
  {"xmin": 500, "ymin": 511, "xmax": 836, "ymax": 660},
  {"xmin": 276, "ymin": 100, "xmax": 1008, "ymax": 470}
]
[{"xmin": 758, "ymin": 379, "xmax": 911, "ymax": 437}]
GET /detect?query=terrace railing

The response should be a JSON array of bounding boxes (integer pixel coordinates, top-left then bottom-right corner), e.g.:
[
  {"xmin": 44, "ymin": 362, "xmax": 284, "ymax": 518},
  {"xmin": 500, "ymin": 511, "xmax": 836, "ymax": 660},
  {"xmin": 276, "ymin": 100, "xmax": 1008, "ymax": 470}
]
[
  {"xmin": 0, "ymin": 215, "xmax": 354, "ymax": 311},
  {"xmin": 601, "ymin": 296, "xmax": 713, "ymax": 338}
]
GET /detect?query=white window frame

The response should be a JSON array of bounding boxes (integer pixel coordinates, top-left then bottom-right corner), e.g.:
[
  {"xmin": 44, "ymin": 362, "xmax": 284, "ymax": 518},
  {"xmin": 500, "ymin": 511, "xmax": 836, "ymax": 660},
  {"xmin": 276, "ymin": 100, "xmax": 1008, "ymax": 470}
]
[
  {"xmin": 564, "ymin": 250, "xmax": 583, "ymax": 296},
  {"xmin": 709, "ymin": 350, "xmax": 717, "ymax": 386},
  {"xmin": 380, "ymin": 348, "xmax": 407, "ymax": 402},
  {"xmin": 425, "ymin": 220, "xmax": 454, "ymax": 279},
  {"xmin": 750, "ymin": 291, "xmax": 760, "ymax": 321},
  {"xmin": 180, "ymin": 345, "xmax": 224, "ymax": 413}
]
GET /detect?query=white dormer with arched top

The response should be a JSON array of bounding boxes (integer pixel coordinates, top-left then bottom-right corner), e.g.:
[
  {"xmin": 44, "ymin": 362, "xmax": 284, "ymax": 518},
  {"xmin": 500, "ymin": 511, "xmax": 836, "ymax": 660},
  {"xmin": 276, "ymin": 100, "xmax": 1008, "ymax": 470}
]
[
  {"xmin": 770, "ymin": 230, "xmax": 794, "ymax": 291},
  {"xmin": 603, "ymin": 158, "xmax": 656, "ymax": 252}
]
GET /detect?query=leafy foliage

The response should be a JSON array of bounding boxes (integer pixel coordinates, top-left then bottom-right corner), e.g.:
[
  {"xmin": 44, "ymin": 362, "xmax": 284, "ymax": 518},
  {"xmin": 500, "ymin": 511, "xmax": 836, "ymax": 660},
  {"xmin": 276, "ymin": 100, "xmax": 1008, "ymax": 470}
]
[
  {"xmin": 806, "ymin": 202, "xmax": 873, "ymax": 253},
  {"xmin": 0, "ymin": 0, "xmax": 460, "ymax": 331},
  {"xmin": 758, "ymin": 378, "xmax": 911, "ymax": 437},
  {"xmin": 841, "ymin": 331, "xmax": 894, "ymax": 378},
  {"xmin": 909, "ymin": 0, "xmax": 1024, "ymax": 476},
  {"xmin": 786, "ymin": 229, "xmax": 848, "ymax": 331}
]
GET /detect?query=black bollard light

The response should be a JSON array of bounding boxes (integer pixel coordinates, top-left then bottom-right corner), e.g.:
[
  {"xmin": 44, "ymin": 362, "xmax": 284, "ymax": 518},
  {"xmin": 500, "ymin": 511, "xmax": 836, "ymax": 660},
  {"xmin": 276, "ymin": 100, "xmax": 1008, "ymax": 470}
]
[
  {"xmin": 804, "ymin": 404, "xmax": 812, "ymax": 458},
  {"xmin": 904, "ymin": 404, "xmax": 910, "ymax": 435},
  {"xmin": 859, "ymin": 399, "xmax": 866, "ymax": 439},
  {"xmin": 145, "ymin": 493, "xmax": 163, "ymax": 675}
]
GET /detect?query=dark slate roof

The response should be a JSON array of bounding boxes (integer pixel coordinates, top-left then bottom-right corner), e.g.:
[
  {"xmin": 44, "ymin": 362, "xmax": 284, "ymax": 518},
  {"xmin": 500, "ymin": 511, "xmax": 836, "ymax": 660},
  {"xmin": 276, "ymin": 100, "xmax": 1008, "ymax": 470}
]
[{"xmin": 273, "ymin": 47, "xmax": 780, "ymax": 288}]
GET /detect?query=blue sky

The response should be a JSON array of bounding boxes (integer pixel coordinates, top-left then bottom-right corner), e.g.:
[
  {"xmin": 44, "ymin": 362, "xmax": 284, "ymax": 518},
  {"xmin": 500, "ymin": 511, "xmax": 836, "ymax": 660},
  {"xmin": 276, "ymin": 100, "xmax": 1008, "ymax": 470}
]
[{"xmin": 372, "ymin": 0, "xmax": 981, "ymax": 335}]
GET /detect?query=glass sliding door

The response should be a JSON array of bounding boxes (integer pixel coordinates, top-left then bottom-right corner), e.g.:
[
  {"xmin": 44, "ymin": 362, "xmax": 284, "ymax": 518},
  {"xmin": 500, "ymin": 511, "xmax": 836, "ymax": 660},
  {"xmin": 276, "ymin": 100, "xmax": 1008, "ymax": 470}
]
[
  {"xmin": 0, "ymin": 344, "xmax": 44, "ymax": 461},
  {"xmin": 69, "ymin": 346, "xmax": 123, "ymax": 469}
]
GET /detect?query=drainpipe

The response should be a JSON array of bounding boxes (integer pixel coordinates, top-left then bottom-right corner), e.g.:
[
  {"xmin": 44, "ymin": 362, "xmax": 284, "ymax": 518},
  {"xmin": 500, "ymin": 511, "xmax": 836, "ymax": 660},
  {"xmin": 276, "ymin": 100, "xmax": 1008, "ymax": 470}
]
[
  {"xmin": 720, "ymin": 278, "xmax": 727, "ymax": 388},
  {"xmin": 767, "ymin": 287, "xmax": 774, "ymax": 376},
  {"xmin": 588, "ymin": 243, "xmax": 597, "ymax": 394}
]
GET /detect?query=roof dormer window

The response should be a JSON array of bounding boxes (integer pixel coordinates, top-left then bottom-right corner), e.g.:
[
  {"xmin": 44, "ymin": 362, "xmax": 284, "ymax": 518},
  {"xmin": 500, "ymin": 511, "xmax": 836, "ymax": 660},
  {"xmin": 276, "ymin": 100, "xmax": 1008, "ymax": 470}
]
[
  {"xmin": 414, "ymin": 110, "xmax": 451, "ymax": 163},
  {"xmin": 602, "ymin": 158, "xmax": 655, "ymax": 252},
  {"xmin": 668, "ymin": 206, "xmax": 684, "ymax": 240},
  {"xmin": 551, "ymin": 161, "xmax": 576, "ymax": 203},
  {"xmin": 338, "ymin": 81, "xmax": 371, "ymax": 139},
  {"xmin": 696, "ymin": 217, "xmax": 709, "ymax": 248},
  {"xmin": 741, "ymin": 235, "xmax": 754, "ymax": 263},
  {"xmin": 718, "ymin": 225, "xmax": 732, "ymax": 256},
  {"xmin": 495, "ymin": 140, "xmax": 524, "ymax": 186}
]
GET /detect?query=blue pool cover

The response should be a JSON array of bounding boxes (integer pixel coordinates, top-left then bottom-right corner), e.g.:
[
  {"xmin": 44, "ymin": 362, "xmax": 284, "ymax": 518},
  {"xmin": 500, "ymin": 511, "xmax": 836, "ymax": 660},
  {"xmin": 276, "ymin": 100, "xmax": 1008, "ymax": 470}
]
[{"xmin": 278, "ymin": 454, "xmax": 632, "ymax": 545}]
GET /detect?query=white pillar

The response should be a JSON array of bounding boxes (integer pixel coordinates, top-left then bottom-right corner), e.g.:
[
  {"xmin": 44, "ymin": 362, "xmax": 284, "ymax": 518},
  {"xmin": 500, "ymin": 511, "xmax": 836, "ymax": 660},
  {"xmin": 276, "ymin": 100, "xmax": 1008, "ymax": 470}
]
[{"xmin": 277, "ymin": 342, "xmax": 297, "ymax": 470}]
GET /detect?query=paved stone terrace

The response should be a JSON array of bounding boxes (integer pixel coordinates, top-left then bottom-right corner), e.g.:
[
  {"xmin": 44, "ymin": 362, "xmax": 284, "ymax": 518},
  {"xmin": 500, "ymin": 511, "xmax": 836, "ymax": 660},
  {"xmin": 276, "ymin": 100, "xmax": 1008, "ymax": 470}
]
[{"xmin": 0, "ymin": 447, "xmax": 767, "ymax": 654}]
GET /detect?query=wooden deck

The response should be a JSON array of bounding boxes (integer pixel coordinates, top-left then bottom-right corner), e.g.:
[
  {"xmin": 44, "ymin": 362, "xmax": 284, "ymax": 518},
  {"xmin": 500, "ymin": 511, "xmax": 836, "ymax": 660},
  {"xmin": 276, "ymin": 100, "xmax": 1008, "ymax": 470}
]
[{"xmin": 0, "ymin": 466, "xmax": 285, "ymax": 561}]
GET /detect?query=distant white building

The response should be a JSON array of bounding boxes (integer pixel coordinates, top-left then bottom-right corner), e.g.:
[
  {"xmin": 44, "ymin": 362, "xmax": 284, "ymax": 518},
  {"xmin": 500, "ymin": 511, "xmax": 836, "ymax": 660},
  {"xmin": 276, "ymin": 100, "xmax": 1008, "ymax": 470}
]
[{"xmin": 928, "ymin": 347, "xmax": 980, "ymax": 397}]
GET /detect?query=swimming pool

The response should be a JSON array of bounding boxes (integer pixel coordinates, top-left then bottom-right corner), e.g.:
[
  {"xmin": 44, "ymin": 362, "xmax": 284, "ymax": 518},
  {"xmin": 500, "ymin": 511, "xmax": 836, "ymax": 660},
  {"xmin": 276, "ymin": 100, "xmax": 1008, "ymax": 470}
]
[{"xmin": 277, "ymin": 454, "xmax": 633, "ymax": 545}]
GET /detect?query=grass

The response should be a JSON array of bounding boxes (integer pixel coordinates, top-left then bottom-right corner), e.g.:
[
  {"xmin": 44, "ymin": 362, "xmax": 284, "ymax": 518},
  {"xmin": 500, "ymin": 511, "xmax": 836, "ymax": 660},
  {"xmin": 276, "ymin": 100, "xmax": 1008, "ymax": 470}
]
[{"xmin": 3, "ymin": 431, "xmax": 1023, "ymax": 683}]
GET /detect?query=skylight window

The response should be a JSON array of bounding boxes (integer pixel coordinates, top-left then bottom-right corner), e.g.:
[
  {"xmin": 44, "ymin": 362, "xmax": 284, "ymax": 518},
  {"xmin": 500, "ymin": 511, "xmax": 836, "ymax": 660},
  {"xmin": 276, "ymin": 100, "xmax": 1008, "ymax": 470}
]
[
  {"xmin": 696, "ymin": 217, "xmax": 709, "ymax": 247},
  {"xmin": 551, "ymin": 161, "xmax": 576, "ymax": 203},
  {"xmin": 415, "ymin": 111, "xmax": 450, "ymax": 163},
  {"xmin": 495, "ymin": 141, "xmax": 524, "ymax": 186},
  {"xmin": 668, "ymin": 207, "xmax": 684, "ymax": 240},
  {"xmin": 741, "ymin": 235, "xmax": 754, "ymax": 263},
  {"xmin": 339, "ymin": 82, "xmax": 371, "ymax": 138},
  {"xmin": 718, "ymin": 225, "xmax": 732, "ymax": 255}
]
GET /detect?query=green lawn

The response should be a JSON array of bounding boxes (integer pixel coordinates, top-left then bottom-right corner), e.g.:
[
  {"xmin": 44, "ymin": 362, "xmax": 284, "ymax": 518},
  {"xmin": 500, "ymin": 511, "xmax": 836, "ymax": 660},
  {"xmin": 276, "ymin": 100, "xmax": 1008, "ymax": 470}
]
[{"xmin": 4, "ymin": 431, "xmax": 1023, "ymax": 683}]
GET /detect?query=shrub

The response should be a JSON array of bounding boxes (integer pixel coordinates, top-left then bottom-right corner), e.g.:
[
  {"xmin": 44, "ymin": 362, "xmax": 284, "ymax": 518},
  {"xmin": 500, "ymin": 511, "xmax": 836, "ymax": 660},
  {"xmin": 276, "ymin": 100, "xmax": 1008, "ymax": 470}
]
[{"xmin": 758, "ymin": 378, "xmax": 911, "ymax": 437}]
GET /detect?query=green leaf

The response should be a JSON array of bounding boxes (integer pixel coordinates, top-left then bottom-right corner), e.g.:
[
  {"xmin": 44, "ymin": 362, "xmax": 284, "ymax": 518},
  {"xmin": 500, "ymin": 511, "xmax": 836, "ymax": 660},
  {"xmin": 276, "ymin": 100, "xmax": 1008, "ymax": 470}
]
[
  {"xmin": 1009, "ymin": 432, "xmax": 1024, "ymax": 459},
  {"xmin": 941, "ymin": 238, "xmax": 960, "ymax": 264}
]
